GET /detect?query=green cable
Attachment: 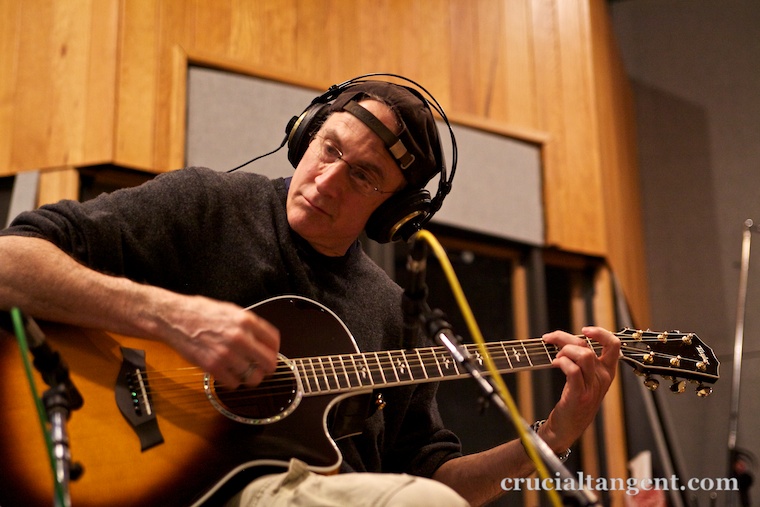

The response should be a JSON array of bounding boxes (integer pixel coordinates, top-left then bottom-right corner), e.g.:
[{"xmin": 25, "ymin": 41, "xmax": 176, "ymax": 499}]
[{"xmin": 10, "ymin": 308, "xmax": 67, "ymax": 506}]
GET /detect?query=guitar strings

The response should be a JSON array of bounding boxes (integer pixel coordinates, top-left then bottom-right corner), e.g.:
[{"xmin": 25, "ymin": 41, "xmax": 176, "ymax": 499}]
[
  {"xmin": 128, "ymin": 337, "xmax": 708, "ymax": 412},
  {"xmin": 136, "ymin": 337, "xmax": 701, "ymax": 393},
  {"xmin": 138, "ymin": 340, "xmax": 699, "ymax": 392}
]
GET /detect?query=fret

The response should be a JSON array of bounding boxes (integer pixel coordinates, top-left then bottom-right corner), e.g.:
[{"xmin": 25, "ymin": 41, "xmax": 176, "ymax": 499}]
[
  {"xmin": 306, "ymin": 357, "xmax": 322, "ymax": 392},
  {"xmin": 538, "ymin": 341, "xmax": 555, "ymax": 367},
  {"xmin": 411, "ymin": 349, "xmax": 429, "ymax": 380},
  {"xmin": 467, "ymin": 346, "xmax": 484, "ymax": 368},
  {"xmin": 437, "ymin": 351, "xmax": 458, "ymax": 377},
  {"xmin": 295, "ymin": 359, "xmax": 313, "ymax": 393},
  {"xmin": 346, "ymin": 355, "xmax": 359, "ymax": 386},
  {"xmin": 388, "ymin": 350, "xmax": 414, "ymax": 382},
  {"xmin": 418, "ymin": 347, "xmax": 442, "ymax": 379},
  {"xmin": 305, "ymin": 359, "xmax": 317, "ymax": 392},
  {"xmin": 401, "ymin": 350, "xmax": 414, "ymax": 380},
  {"xmin": 351, "ymin": 353, "xmax": 373, "ymax": 386},
  {"xmin": 479, "ymin": 344, "xmax": 493, "ymax": 370},
  {"xmin": 325, "ymin": 356, "xmax": 341, "ymax": 390},
  {"xmin": 520, "ymin": 342, "xmax": 533, "ymax": 367},
  {"xmin": 488, "ymin": 343, "xmax": 513, "ymax": 372},
  {"xmin": 499, "ymin": 342, "xmax": 514, "ymax": 370},
  {"xmin": 431, "ymin": 350, "xmax": 445, "ymax": 378},
  {"xmin": 373, "ymin": 352, "xmax": 387, "ymax": 384},
  {"xmin": 364, "ymin": 352, "xmax": 385, "ymax": 385},
  {"xmin": 304, "ymin": 357, "xmax": 322, "ymax": 392},
  {"xmin": 384, "ymin": 351, "xmax": 401, "ymax": 383},
  {"xmin": 508, "ymin": 344, "xmax": 526, "ymax": 366},
  {"xmin": 313, "ymin": 357, "xmax": 328, "ymax": 390},
  {"xmin": 336, "ymin": 355, "xmax": 352, "ymax": 388}
]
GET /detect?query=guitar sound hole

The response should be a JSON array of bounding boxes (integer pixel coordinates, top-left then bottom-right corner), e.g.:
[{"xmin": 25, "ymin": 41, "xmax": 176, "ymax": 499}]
[{"xmin": 213, "ymin": 359, "xmax": 300, "ymax": 423}]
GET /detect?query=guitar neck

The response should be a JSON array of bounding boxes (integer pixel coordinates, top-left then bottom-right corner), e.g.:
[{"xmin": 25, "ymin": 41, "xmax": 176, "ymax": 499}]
[{"xmin": 290, "ymin": 338, "xmax": 568, "ymax": 396}]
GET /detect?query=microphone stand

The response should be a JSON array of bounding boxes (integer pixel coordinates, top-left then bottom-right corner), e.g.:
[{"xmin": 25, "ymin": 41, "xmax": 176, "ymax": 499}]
[
  {"xmin": 418, "ymin": 307, "xmax": 599, "ymax": 506},
  {"xmin": 727, "ymin": 219, "xmax": 758, "ymax": 507},
  {"xmin": 17, "ymin": 313, "xmax": 84, "ymax": 507}
]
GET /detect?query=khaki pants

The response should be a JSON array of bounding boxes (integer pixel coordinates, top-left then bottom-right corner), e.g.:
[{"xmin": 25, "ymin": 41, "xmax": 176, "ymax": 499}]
[{"xmin": 227, "ymin": 459, "xmax": 470, "ymax": 507}]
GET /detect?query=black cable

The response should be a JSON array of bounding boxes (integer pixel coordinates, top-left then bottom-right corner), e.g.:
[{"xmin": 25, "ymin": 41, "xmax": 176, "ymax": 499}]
[{"xmin": 226, "ymin": 133, "xmax": 289, "ymax": 173}]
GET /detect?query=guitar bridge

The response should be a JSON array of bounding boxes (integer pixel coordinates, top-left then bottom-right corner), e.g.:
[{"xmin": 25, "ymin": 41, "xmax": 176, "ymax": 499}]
[{"xmin": 115, "ymin": 347, "xmax": 164, "ymax": 451}]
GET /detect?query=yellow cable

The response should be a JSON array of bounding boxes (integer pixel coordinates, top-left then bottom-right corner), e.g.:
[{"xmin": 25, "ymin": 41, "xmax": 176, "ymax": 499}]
[{"xmin": 413, "ymin": 230, "xmax": 562, "ymax": 507}]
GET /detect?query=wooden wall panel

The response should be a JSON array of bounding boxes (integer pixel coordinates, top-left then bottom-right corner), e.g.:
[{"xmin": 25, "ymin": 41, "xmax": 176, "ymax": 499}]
[
  {"xmin": 37, "ymin": 165, "xmax": 79, "ymax": 205},
  {"xmin": 445, "ymin": 0, "xmax": 539, "ymax": 128},
  {"xmin": 499, "ymin": 0, "xmax": 538, "ymax": 126},
  {"xmin": 84, "ymin": 1, "xmax": 119, "ymax": 166},
  {"xmin": 0, "ymin": 0, "xmax": 22, "ymax": 175},
  {"xmin": 0, "ymin": 0, "xmax": 118, "ymax": 176},
  {"xmin": 0, "ymin": 0, "xmax": 649, "ymax": 325},
  {"xmin": 530, "ymin": 0, "xmax": 607, "ymax": 256},
  {"xmin": 115, "ymin": 0, "xmax": 161, "ymax": 169},
  {"xmin": 588, "ymin": 0, "xmax": 651, "ymax": 325}
]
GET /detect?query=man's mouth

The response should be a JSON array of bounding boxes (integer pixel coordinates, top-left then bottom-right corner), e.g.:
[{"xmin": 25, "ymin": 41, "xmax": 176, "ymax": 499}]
[{"xmin": 302, "ymin": 194, "xmax": 331, "ymax": 217}]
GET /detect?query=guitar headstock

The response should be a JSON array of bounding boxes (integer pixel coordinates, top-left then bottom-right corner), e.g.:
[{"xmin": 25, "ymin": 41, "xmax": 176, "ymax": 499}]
[{"xmin": 617, "ymin": 328, "xmax": 719, "ymax": 397}]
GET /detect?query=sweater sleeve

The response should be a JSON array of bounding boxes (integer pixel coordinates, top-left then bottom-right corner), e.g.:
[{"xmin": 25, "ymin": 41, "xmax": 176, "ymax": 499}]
[
  {"xmin": 1, "ymin": 168, "xmax": 209, "ymax": 282},
  {"xmin": 0, "ymin": 168, "xmax": 285, "ymax": 299}
]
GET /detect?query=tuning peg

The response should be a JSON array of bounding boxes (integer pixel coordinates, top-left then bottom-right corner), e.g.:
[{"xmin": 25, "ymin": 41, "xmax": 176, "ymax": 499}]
[
  {"xmin": 670, "ymin": 380, "xmax": 686, "ymax": 394},
  {"xmin": 643, "ymin": 376, "xmax": 660, "ymax": 391},
  {"xmin": 696, "ymin": 384, "xmax": 713, "ymax": 397}
]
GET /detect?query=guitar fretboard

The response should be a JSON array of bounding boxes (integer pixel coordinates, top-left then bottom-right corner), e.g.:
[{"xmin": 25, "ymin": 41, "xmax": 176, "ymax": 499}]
[{"xmin": 290, "ymin": 338, "xmax": 580, "ymax": 395}]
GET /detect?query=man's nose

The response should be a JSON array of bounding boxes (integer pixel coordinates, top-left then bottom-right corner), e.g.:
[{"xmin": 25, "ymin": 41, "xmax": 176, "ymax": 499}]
[{"xmin": 315, "ymin": 159, "xmax": 351, "ymax": 194}]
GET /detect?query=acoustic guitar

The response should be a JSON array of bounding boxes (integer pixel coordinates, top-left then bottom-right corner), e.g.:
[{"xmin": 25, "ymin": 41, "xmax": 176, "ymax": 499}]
[{"xmin": 0, "ymin": 295, "xmax": 719, "ymax": 506}]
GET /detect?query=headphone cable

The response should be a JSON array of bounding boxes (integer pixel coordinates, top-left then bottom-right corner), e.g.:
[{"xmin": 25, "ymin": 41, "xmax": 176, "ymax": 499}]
[{"xmin": 226, "ymin": 133, "xmax": 289, "ymax": 173}]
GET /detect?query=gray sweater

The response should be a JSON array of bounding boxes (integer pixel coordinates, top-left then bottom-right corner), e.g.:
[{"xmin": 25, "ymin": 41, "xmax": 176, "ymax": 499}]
[{"xmin": 1, "ymin": 166, "xmax": 462, "ymax": 477}]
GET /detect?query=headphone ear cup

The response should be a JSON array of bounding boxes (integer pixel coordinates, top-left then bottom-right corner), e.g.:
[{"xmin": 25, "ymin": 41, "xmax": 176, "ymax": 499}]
[
  {"xmin": 365, "ymin": 189, "xmax": 432, "ymax": 243},
  {"xmin": 287, "ymin": 102, "xmax": 331, "ymax": 168}
]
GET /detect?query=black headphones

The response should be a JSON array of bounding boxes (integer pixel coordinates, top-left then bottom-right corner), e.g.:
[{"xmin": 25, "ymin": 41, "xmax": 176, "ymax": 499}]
[{"xmin": 285, "ymin": 73, "xmax": 457, "ymax": 243}]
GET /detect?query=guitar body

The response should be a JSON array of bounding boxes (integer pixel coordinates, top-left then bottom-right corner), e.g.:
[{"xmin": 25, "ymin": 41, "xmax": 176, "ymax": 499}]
[{"xmin": 0, "ymin": 296, "xmax": 364, "ymax": 507}]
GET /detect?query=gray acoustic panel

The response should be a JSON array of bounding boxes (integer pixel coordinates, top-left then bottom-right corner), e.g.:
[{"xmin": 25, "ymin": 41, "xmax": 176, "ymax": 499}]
[
  {"xmin": 186, "ymin": 67, "xmax": 544, "ymax": 245},
  {"xmin": 186, "ymin": 67, "xmax": 315, "ymax": 177},
  {"xmin": 431, "ymin": 124, "xmax": 544, "ymax": 245}
]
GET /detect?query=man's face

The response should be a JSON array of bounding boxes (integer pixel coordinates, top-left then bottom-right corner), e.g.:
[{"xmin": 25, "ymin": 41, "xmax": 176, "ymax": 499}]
[{"xmin": 286, "ymin": 100, "xmax": 406, "ymax": 256}]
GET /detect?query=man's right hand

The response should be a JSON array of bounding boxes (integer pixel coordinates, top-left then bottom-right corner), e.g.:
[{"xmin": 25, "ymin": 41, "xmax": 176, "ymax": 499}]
[
  {"xmin": 152, "ymin": 295, "xmax": 281, "ymax": 388},
  {"xmin": 0, "ymin": 236, "xmax": 280, "ymax": 389}
]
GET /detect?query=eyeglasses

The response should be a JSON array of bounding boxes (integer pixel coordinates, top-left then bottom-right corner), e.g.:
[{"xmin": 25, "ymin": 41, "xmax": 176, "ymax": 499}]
[{"xmin": 312, "ymin": 135, "xmax": 395, "ymax": 196}]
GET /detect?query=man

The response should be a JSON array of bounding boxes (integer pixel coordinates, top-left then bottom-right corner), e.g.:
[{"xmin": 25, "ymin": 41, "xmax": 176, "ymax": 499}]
[{"xmin": 0, "ymin": 78, "xmax": 620, "ymax": 506}]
